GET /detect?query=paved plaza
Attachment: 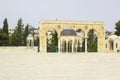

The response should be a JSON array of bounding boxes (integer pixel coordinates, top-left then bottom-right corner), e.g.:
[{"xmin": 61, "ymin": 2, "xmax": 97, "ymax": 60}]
[{"xmin": 0, "ymin": 47, "xmax": 120, "ymax": 80}]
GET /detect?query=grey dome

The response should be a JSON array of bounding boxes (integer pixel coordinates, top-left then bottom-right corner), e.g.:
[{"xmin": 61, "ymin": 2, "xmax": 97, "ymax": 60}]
[{"xmin": 60, "ymin": 28, "xmax": 76, "ymax": 36}]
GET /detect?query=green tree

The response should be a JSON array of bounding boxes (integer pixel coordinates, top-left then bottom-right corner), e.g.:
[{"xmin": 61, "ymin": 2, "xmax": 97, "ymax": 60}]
[
  {"xmin": 87, "ymin": 30, "xmax": 94, "ymax": 45},
  {"xmin": 10, "ymin": 33, "xmax": 16, "ymax": 46},
  {"xmin": 115, "ymin": 20, "xmax": 120, "ymax": 36},
  {"xmin": 2, "ymin": 18, "xmax": 9, "ymax": 35},
  {"xmin": 34, "ymin": 37, "xmax": 39, "ymax": 46},
  {"xmin": 87, "ymin": 29, "xmax": 97, "ymax": 52},
  {"xmin": 0, "ymin": 18, "xmax": 9, "ymax": 46},
  {"xmin": 47, "ymin": 31, "xmax": 58, "ymax": 52},
  {"xmin": 23, "ymin": 24, "xmax": 30, "ymax": 45},
  {"xmin": 51, "ymin": 31, "xmax": 58, "ymax": 46},
  {"xmin": 0, "ymin": 29, "xmax": 9, "ymax": 46},
  {"xmin": 11, "ymin": 18, "xmax": 24, "ymax": 46}
]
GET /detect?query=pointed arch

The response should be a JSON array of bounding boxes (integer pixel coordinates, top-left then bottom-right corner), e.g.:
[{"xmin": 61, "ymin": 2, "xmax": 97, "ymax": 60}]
[
  {"xmin": 46, "ymin": 29, "xmax": 58, "ymax": 52},
  {"xmin": 75, "ymin": 29, "xmax": 85, "ymax": 52},
  {"xmin": 87, "ymin": 29, "xmax": 98, "ymax": 52}
]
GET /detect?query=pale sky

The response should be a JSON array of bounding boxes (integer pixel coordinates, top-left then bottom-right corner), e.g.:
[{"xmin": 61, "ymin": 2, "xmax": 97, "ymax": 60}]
[{"xmin": 0, "ymin": 0, "xmax": 120, "ymax": 31}]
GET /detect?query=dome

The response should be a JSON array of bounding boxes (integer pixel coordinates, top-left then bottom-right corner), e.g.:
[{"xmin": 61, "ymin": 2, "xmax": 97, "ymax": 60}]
[
  {"xmin": 108, "ymin": 35, "xmax": 118, "ymax": 40},
  {"xmin": 60, "ymin": 28, "xmax": 76, "ymax": 36},
  {"xmin": 27, "ymin": 34, "xmax": 33, "ymax": 38}
]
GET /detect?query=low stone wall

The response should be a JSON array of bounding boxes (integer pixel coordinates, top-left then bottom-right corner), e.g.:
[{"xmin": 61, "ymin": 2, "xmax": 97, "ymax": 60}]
[
  {"xmin": 0, "ymin": 46, "xmax": 37, "ymax": 53},
  {"xmin": 0, "ymin": 46, "xmax": 27, "ymax": 51}
]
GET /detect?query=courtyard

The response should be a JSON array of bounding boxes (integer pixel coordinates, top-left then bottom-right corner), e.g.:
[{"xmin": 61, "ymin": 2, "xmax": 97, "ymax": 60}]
[{"xmin": 0, "ymin": 47, "xmax": 120, "ymax": 80}]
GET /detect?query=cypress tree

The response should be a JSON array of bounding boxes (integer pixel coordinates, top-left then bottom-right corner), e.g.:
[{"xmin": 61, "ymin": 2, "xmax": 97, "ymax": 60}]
[
  {"xmin": 2, "ymin": 18, "xmax": 9, "ymax": 35},
  {"xmin": 12, "ymin": 18, "xmax": 24, "ymax": 46}
]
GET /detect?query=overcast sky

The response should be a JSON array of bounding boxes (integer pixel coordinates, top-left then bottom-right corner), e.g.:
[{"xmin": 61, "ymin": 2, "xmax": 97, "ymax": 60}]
[{"xmin": 0, "ymin": 0, "xmax": 120, "ymax": 31}]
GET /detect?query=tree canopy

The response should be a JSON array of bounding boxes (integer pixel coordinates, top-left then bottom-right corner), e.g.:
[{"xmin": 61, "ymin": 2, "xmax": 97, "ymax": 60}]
[
  {"xmin": 2, "ymin": 18, "xmax": 9, "ymax": 35},
  {"xmin": 115, "ymin": 20, "xmax": 120, "ymax": 36},
  {"xmin": 87, "ymin": 29, "xmax": 97, "ymax": 52},
  {"xmin": 0, "ymin": 18, "xmax": 9, "ymax": 46},
  {"xmin": 11, "ymin": 18, "xmax": 24, "ymax": 46},
  {"xmin": 47, "ymin": 31, "xmax": 58, "ymax": 52},
  {"xmin": 0, "ymin": 29, "xmax": 9, "ymax": 46}
]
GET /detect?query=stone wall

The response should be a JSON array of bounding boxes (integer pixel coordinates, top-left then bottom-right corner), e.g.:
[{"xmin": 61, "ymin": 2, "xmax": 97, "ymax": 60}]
[{"xmin": 39, "ymin": 20, "xmax": 105, "ymax": 53}]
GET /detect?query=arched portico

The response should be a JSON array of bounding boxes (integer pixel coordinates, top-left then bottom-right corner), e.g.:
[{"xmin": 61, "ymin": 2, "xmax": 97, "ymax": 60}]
[
  {"xmin": 27, "ymin": 34, "xmax": 34, "ymax": 48},
  {"xmin": 39, "ymin": 20, "xmax": 105, "ymax": 53}
]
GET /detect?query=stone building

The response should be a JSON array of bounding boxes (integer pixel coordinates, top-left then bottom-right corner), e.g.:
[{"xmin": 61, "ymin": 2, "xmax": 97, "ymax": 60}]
[
  {"xmin": 105, "ymin": 35, "xmax": 120, "ymax": 53},
  {"xmin": 59, "ymin": 28, "xmax": 84, "ymax": 53},
  {"xmin": 26, "ymin": 34, "xmax": 34, "ymax": 48},
  {"xmin": 39, "ymin": 20, "xmax": 105, "ymax": 53}
]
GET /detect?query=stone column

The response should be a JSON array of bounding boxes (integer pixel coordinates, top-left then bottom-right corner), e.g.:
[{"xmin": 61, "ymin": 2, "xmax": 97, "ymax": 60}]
[
  {"xmin": 85, "ymin": 37, "xmax": 88, "ymax": 53},
  {"xmin": 68, "ymin": 42, "xmax": 70, "ymax": 52},
  {"xmin": 27, "ymin": 40, "xmax": 29, "ymax": 48},
  {"xmin": 72, "ymin": 41, "xmax": 74, "ymax": 53},
  {"xmin": 75, "ymin": 42, "xmax": 76, "ymax": 52},
  {"xmin": 32, "ymin": 40, "xmax": 34, "ymax": 48},
  {"xmin": 31, "ymin": 40, "xmax": 33, "ymax": 47},
  {"xmin": 76, "ymin": 41, "xmax": 78, "ymax": 52},
  {"xmin": 63, "ymin": 41, "xmax": 64, "ymax": 52},
  {"xmin": 58, "ymin": 39, "xmax": 60, "ymax": 53},
  {"xmin": 69, "ymin": 42, "xmax": 71, "ymax": 52},
  {"xmin": 66, "ymin": 40, "xmax": 68, "ymax": 53},
  {"xmin": 62, "ymin": 42, "xmax": 63, "ymax": 52},
  {"xmin": 60, "ymin": 43, "xmax": 62, "ymax": 53},
  {"xmin": 63, "ymin": 43, "xmax": 64, "ymax": 52},
  {"xmin": 70, "ymin": 42, "xmax": 71, "ymax": 52}
]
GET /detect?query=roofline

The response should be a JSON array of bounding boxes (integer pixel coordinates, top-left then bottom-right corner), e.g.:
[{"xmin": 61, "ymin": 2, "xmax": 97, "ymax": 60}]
[{"xmin": 40, "ymin": 20, "xmax": 104, "ymax": 24}]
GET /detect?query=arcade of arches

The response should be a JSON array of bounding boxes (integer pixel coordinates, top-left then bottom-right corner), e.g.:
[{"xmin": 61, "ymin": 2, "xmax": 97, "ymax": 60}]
[{"xmin": 39, "ymin": 20, "xmax": 105, "ymax": 53}]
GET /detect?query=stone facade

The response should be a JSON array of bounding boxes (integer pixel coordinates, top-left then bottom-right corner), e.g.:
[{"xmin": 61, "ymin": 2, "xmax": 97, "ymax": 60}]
[
  {"xmin": 105, "ymin": 35, "xmax": 120, "ymax": 53},
  {"xmin": 39, "ymin": 20, "xmax": 105, "ymax": 53}
]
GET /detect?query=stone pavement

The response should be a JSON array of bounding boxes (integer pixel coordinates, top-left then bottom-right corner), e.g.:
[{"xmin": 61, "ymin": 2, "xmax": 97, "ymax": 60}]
[{"xmin": 0, "ymin": 47, "xmax": 120, "ymax": 80}]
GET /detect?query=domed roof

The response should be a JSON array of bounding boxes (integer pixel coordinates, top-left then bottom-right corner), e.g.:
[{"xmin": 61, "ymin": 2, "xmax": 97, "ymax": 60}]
[
  {"xmin": 60, "ymin": 28, "xmax": 76, "ymax": 36},
  {"xmin": 27, "ymin": 34, "xmax": 33, "ymax": 38},
  {"xmin": 108, "ymin": 35, "xmax": 118, "ymax": 40}
]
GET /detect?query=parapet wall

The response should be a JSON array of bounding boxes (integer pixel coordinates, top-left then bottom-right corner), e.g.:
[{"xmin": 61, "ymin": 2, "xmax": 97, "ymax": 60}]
[{"xmin": 0, "ymin": 47, "xmax": 36, "ymax": 53}]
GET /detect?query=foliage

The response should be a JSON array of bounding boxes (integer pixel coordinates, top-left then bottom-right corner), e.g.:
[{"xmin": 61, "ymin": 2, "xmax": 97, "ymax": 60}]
[
  {"xmin": 11, "ymin": 18, "xmax": 24, "ymax": 46},
  {"xmin": 87, "ymin": 29, "xmax": 97, "ymax": 52},
  {"xmin": 51, "ymin": 31, "xmax": 58, "ymax": 46},
  {"xmin": 0, "ymin": 29, "xmax": 9, "ymax": 46},
  {"xmin": 87, "ymin": 37, "xmax": 97, "ymax": 52},
  {"xmin": 115, "ymin": 20, "xmax": 120, "ymax": 36},
  {"xmin": 2, "ymin": 18, "xmax": 9, "ymax": 35},
  {"xmin": 34, "ymin": 37, "xmax": 39, "ymax": 46},
  {"xmin": 77, "ymin": 40, "xmax": 85, "ymax": 52},
  {"xmin": 0, "ymin": 18, "xmax": 9, "ymax": 46},
  {"xmin": 47, "ymin": 31, "xmax": 58, "ymax": 52}
]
